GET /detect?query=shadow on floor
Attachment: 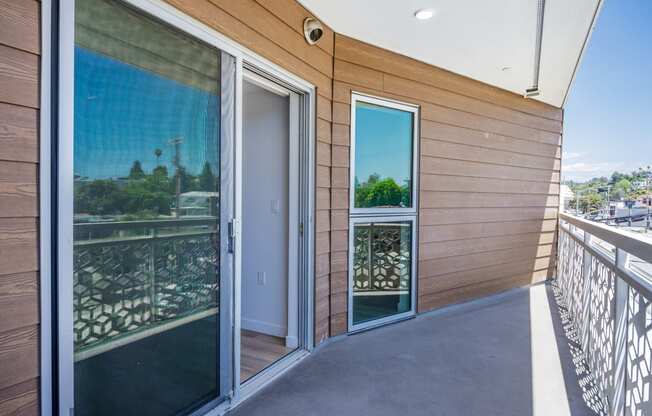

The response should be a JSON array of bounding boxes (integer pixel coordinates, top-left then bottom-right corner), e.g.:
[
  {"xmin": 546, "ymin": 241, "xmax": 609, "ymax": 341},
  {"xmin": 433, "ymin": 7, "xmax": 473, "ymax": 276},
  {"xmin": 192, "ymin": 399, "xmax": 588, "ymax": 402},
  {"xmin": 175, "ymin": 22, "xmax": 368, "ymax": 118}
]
[{"xmin": 229, "ymin": 283, "xmax": 597, "ymax": 416}]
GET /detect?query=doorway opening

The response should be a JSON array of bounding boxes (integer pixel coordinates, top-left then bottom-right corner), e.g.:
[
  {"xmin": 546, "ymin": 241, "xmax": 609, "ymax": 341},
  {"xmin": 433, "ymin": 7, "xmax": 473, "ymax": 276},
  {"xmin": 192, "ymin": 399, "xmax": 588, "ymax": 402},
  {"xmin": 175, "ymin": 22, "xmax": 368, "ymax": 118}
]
[{"xmin": 240, "ymin": 71, "xmax": 302, "ymax": 384}]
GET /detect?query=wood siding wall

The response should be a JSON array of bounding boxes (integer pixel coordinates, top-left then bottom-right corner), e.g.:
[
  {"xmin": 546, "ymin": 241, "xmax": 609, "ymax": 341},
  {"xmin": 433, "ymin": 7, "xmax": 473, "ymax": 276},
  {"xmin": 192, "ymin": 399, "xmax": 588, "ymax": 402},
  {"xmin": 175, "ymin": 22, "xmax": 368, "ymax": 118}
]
[
  {"xmin": 330, "ymin": 35, "xmax": 562, "ymax": 333},
  {"xmin": 0, "ymin": 1, "xmax": 564, "ymax": 412},
  {"xmin": 0, "ymin": 0, "xmax": 41, "ymax": 414}
]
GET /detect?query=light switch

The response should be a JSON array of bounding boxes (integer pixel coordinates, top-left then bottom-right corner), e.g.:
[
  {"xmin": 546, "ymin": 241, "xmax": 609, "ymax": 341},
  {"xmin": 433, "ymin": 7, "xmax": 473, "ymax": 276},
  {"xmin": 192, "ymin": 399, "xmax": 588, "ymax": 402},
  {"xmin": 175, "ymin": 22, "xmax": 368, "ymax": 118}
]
[
  {"xmin": 271, "ymin": 199, "xmax": 280, "ymax": 214},
  {"xmin": 257, "ymin": 271, "xmax": 266, "ymax": 286}
]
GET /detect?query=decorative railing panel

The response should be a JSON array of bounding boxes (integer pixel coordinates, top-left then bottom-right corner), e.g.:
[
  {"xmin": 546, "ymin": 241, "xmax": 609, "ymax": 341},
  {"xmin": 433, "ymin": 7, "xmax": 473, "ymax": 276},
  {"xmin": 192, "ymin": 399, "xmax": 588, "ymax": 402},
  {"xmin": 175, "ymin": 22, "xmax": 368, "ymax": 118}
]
[
  {"xmin": 626, "ymin": 288, "xmax": 652, "ymax": 415},
  {"xmin": 73, "ymin": 218, "xmax": 219, "ymax": 353},
  {"xmin": 557, "ymin": 213, "xmax": 652, "ymax": 416},
  {"xmin": 352, "ymin": 223, "xmax": 411, "ymax": 293}
]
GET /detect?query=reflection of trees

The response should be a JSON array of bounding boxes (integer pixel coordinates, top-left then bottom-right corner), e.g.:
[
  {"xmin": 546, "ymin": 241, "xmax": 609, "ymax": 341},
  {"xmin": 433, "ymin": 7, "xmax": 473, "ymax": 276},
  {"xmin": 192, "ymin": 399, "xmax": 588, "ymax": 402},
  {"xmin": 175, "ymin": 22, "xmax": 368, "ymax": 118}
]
[
  {"xmin": 355, "ymin": 173, "xmax": 410, "ymax": 208},
  {"xmin": 75, "ymin": 160, "xmax": 218, "ymax": 218},
  {"xmin": 129, "ymin": 160, "xmax": 145, "ymax": 179}
]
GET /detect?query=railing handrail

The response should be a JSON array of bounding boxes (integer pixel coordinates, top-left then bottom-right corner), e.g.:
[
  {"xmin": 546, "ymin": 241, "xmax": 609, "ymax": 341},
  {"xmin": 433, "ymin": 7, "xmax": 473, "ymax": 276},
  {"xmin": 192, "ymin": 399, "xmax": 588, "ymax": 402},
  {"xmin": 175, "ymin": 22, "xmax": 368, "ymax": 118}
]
[
  {"xmin": 559, "ymin": 212, "xmax": 652, "ymax": 264},
  {"xmin": 73, "ymin": 216, "xmax": 218, "ymax": 232}
]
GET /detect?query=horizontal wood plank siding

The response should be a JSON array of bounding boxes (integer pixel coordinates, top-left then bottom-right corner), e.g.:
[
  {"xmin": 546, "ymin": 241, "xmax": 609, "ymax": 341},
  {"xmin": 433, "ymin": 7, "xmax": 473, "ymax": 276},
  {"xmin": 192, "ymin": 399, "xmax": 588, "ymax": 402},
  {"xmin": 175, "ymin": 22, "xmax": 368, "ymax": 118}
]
[
  {"xmin": 0, "ymin": 3, "xmax": 567, "ymax": 412},
  {"xmin": 163, "ymin": 0, "xmax": 335, "ymax": 344},
  {"xmin": 332, "ymin": 34, "xmax": 561, "ymax": 320},
  {"xmin": 0, "ymin": 0, "xmax": 40, "ymax": 411}
]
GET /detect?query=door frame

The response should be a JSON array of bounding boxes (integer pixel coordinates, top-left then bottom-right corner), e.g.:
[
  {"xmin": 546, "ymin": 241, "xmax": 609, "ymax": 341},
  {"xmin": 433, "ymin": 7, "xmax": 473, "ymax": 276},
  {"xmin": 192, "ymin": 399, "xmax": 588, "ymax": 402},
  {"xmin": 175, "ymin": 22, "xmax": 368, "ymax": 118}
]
[
  {"xmin": 241, "ymin": 69, "xmax": 301, "ymax": 351},
  {"xmin": 45, "ymin": 0, "xmax": 316, "ymax": 415},
  {"xmin": 235, "ymin": 68, "xmax": 311, "ymax": 402}
]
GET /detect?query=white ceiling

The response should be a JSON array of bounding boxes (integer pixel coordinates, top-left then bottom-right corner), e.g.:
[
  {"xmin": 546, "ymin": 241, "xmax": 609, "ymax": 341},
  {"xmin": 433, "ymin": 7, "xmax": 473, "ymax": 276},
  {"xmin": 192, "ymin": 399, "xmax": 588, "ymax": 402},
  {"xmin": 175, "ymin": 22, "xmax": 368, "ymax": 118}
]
[{"xmin": 299, "ymin": 0, "xmax": 601, "ymax": 108}]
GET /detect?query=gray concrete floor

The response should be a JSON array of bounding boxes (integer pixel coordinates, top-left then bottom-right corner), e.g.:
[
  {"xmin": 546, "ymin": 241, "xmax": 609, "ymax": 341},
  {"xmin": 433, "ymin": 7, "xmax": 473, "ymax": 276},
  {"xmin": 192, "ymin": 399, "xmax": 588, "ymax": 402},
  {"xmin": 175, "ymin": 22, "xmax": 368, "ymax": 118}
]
[{"xmin": 229, "ymin": 283, "xmax": 597, "ymax": 416}]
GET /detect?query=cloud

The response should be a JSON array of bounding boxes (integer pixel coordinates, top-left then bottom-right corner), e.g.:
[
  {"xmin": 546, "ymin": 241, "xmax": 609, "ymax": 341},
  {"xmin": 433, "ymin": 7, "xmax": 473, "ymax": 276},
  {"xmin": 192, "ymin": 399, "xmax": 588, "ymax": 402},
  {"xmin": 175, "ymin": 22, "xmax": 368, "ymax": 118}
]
[
  {"xmin": 562, "ymin": 161, "xmax": 624, "ymax": 181},
  {"xmin": 562, "ymin": 151, "xmax": 583, "ymax": 160}
]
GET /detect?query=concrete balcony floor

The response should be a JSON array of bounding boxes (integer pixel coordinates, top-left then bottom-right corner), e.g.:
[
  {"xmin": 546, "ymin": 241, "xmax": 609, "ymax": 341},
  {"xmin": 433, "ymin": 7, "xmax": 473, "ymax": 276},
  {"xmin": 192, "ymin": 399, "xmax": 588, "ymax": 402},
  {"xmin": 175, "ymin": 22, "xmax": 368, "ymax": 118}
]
[{"xmin": 229, "ymin": 283, "xmax": 597, "ymax": 416}]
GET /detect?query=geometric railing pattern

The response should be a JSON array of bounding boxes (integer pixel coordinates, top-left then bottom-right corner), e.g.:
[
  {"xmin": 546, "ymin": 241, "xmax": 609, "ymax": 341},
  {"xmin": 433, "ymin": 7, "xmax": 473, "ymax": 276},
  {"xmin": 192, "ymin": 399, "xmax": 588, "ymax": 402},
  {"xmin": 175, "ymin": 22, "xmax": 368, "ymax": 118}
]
[
  {"xmin": 626, "ymin": 288, "xmax": 652, "ymax": 415},
  {"xmin": 557, "ymin": 217, "xmax": 652, "ymax": 416},
  {"xmin": 73, "ymin": 218, "xmax": 219, "ymax": 352},
  {"xmin": 352, "ymin": 222, "xmax": 411, "ymax": 293}
]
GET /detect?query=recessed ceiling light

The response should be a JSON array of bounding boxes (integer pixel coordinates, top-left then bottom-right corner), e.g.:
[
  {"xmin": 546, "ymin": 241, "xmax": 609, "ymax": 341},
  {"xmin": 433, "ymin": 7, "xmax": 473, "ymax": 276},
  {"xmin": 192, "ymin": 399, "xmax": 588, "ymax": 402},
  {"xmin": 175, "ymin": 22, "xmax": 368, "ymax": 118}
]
[{"xmin": 414, "ymin": 9, "xmax": 435, "ymax": 20}]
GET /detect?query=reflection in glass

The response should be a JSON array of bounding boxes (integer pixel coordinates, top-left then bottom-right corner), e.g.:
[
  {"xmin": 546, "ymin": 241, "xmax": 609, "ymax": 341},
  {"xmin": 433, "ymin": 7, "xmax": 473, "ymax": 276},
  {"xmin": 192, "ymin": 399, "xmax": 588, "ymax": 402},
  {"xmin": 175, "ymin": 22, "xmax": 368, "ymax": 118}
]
[
  {"xmin": 73, "ymin": 1, "xmax": 221, "ymax": 414},
  {"xmin": 354, "ymin": 101, "xmax": 414, "ymax": 209},
  {"xmin": 352, "ymin": 221, "xmax": 412, "ymax": 325}
]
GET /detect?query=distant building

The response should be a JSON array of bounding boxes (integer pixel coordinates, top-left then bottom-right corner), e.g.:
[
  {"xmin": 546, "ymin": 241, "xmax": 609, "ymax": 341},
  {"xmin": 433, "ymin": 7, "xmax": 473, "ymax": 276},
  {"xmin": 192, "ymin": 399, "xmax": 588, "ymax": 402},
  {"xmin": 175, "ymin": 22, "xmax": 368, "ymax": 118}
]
[
  {"xmin": 179, "ymin": 191, "xmax": 219, "ymax": 217},
  {"xmin": 639, "ymin": 193, "xmax": 652, "ymax": 207},
  {"xmin": 559, "ymin": 185, "xmax": 574, "ymax": 212}
]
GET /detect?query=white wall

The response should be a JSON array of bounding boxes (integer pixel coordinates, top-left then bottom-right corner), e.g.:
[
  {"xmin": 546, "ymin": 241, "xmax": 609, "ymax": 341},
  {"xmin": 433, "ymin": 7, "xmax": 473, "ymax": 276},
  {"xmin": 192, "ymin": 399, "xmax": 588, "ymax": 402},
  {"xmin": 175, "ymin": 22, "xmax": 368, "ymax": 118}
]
[{"xmin": 242, "ymin": 81, "xmax": 289, "ymax": 338}]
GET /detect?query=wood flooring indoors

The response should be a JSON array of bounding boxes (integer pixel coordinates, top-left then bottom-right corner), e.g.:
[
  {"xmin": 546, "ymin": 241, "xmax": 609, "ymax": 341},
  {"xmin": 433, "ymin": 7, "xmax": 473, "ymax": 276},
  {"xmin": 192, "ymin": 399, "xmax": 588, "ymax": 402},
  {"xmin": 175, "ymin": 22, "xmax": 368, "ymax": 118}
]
[{"xmin": 240, "ymin": 330, "xmax": 293, "ymax": 382}]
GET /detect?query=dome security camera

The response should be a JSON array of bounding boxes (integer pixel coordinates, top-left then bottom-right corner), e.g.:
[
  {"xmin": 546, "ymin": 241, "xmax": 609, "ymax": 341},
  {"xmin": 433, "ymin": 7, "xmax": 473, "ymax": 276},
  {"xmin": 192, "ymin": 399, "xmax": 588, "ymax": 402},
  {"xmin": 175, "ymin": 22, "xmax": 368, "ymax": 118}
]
[{"xmin": 303, "ymin": 18, "xmax": 324, "ymax": 45}]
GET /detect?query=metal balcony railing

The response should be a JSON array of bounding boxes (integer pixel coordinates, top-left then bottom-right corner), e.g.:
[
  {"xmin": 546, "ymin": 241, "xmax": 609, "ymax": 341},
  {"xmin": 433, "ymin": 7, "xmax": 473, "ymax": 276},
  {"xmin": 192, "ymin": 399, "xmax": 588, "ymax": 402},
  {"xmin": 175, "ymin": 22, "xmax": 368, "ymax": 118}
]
[
  {"xmin": 557, "ymin": 212, "xmax": 652, "ymax": 415},
  {"xmin": 352, "ymin": 223, "xmax": 411, "ymax": 294},
  {"xmin": 73, "ymin": 217, "xmax": 219, "ymax": 358}
]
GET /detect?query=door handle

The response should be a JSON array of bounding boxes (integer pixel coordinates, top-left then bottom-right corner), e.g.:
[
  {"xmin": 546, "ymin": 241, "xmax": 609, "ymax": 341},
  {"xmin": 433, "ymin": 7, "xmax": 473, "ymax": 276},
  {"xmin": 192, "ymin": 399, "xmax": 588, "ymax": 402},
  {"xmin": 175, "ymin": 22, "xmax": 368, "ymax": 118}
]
[{"xmin": 227, "ymin": 218, "xmax": 240, "ymax": 254}]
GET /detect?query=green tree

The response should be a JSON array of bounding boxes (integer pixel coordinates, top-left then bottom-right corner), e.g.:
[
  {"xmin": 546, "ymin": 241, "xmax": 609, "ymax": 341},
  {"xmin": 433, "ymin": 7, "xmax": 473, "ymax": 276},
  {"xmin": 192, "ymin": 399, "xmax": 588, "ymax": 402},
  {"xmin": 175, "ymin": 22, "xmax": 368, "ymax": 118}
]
[
  {"xmin": 359, "ymin": 177, "xmax": 403, "ymax": 207},
  {"xmin": 154, "ymin": 148, "xmax": 162, "ymax": 166},
  {"xmin": 198, "ymin": 162, "xmax": 217, "ymax": 191},
  {"xmin": 74, "ymin": 180, "xmax": 126, "ymax": 215},
  {"xmin": 129, "ymin": 160, "xmax": 145, "ymax": 180}
]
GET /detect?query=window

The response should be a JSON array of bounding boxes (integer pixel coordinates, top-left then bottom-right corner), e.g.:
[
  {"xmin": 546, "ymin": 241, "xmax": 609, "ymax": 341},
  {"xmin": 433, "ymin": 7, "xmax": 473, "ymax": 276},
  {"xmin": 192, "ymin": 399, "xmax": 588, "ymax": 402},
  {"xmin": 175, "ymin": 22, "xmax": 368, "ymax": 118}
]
[
  {"xmin": 348, "ymin": 93, "xmax": 419, "ymax": 331},
  {"xmin": 351, "ymin": 95, "xmax": 418, "ymax": 214}
]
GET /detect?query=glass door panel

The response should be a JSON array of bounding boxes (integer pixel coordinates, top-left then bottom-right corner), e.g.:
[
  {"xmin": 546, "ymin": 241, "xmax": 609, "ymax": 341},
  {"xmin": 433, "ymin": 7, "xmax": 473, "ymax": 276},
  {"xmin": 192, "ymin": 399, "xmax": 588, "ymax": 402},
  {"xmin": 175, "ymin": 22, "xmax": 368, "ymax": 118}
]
[
  {"xmin": 351, "ymin": 220, "xmax": 413, "ymax": 326},
  {"xmin": 72, "ymin": 1, "xmax": 231, "ymax": 414}
]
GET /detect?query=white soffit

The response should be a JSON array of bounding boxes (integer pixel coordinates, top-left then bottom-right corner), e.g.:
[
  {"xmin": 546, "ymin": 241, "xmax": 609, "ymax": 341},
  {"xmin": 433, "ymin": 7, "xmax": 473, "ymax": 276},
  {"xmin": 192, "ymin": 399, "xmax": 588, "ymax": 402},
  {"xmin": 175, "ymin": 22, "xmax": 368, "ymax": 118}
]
[{"xmin": 299, "ymin": 0, "xmax": 601, "ymax": 108}]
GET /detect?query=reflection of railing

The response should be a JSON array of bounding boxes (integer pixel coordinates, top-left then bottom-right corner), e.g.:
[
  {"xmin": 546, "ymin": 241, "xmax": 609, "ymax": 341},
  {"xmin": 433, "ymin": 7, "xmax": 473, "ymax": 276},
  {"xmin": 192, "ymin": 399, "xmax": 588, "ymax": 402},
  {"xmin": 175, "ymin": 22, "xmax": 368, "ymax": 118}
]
[
  {"xmin": 557, "ymin": 213, "xmax": 652, "ymax": 415},
  {"xmin": 73, "ymin": 217, "xmax": 219, "ymax": 354},
  {"xmin": 352, "ymin": 223, "xmax": 411, "ymax": 293}
]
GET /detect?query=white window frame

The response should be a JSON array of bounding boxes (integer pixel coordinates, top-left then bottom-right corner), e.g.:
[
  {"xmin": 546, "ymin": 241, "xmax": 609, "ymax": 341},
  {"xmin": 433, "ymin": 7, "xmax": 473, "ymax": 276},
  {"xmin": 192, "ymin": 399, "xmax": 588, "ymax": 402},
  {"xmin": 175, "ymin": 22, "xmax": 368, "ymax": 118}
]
[
  {"xmin": 47, "ymin": 1, "xmax": 317, "ymax": 415},
  {"xmin": 349, "ymin": 92, "xmax": 420, "ymax": 216},
  {"xmin": 347, "ymin": 216, "xmax": 418, "ymax": 332},
  {"xmin": 347, "ymin": 93, "xmax": 419, "ymax": 332}
]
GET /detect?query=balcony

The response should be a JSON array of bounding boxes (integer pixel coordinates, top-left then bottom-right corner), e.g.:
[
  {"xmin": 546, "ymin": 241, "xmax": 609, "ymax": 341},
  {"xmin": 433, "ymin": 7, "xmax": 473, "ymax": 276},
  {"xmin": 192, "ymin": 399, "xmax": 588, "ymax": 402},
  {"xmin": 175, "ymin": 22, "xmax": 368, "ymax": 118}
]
[
  {"xmin": 224, "ymin": 212, "xmax": 652, "ymax": 416},
  {"xmin": 67, "ymin": 214, "xmax": 652, "ymax": 415},
  {"xmin": 228, "ymin": 282, "xmax": 594, "ymax": 416}
]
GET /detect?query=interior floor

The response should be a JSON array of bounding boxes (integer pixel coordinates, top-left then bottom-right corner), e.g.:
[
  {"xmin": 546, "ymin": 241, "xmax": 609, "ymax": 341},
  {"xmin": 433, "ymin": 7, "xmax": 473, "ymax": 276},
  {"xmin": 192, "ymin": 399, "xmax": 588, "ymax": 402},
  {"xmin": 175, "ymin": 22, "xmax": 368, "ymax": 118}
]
[{"xmin": 240, "ymin": 330, "xmax": 293, "ymax": 382}]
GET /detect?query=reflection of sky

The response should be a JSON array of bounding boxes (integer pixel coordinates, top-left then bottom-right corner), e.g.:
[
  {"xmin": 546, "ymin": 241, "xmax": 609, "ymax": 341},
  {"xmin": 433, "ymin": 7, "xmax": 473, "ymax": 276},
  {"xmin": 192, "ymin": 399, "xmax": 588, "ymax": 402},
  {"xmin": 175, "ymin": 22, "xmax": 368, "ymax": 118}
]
[
  {"xmin": 74, "ymin": 47, "xmax": 219, "ymax": 179},
  {"xmin": 354, "ymin": 102, "xmax": 413, "ymax": 185}
]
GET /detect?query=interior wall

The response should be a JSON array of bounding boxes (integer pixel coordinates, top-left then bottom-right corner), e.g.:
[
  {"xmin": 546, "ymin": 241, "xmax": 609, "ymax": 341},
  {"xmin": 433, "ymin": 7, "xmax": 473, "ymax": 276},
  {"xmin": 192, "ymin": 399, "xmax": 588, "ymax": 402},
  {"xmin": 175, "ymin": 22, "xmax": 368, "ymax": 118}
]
[
  {"xmin": 330, "ymin": 34, "xmax": 562, "ymax": 334},
  {"xmin": 0, "ymin": 0, "xmax": 41, "ymax": 413},
  {"xmin": 242, "ymin": 81, "xmax": 290, "ymax": 338}
]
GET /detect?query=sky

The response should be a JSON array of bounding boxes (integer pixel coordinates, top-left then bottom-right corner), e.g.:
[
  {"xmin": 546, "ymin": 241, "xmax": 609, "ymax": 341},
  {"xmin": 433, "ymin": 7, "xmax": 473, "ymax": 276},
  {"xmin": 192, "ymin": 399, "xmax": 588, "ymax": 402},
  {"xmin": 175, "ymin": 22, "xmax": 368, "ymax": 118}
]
[
  {"xmin": 354, "ymin": 102, "xmax": 413, "ymax": 186},
  {"xmin": 74, "ymin": 47, "xmax": 219, "ymax": 179},
  {"xmin": 562, "ymin": 0, "xmax": 652, "ymax": 182}
]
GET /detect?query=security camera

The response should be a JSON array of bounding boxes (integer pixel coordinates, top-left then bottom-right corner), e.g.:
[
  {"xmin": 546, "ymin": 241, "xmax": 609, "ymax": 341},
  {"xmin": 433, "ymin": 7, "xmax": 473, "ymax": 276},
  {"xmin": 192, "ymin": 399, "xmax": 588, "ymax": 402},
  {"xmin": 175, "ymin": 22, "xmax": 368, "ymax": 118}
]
[{"xmin": 303, "ymin": 18, "xmax": 324, "ymax": 45}]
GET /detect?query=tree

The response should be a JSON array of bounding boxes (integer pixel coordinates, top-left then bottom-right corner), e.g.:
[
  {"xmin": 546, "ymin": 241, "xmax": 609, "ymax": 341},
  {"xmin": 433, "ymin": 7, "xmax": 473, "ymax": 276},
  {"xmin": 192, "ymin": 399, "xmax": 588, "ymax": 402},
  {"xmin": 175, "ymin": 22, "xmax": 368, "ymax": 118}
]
[
  {"xmin": 74, "ymin": 180, "xmax": 126, "ymax": 215},
  {"xmin": 569, "ymin": 192, "xmax": 604, "ymax": 214},
  {"xmin": 356, "ymin": 175, "xmax": 403, "ymax": 208},
  {"xmin": 614, "ymin": 178, "xmax": 632, "ymax": 199},
  {"xmin": 154, "ymin": 148, "xmax": 162, "ymax": 166},
  {"xmin": 129, "ymin": 160, "xmax": 145, "ymax": 180},
  {"xmin": 198, "ymin": 162, "xmax": 217, "ymax": 191}
]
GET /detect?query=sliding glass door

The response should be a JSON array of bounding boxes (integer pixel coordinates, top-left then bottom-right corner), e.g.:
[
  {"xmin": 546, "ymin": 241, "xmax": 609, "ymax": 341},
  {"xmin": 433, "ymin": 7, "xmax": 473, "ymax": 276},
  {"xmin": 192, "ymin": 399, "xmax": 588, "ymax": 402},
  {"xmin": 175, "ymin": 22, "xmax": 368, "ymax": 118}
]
[{"xmin": 71, "ymin": 0, "xmax": 234, "ymax": 414}]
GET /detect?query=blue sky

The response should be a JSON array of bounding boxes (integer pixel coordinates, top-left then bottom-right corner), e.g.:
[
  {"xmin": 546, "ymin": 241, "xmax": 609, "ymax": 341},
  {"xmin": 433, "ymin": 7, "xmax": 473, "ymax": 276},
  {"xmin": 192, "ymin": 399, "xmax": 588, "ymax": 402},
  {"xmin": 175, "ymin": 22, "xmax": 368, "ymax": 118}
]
[
  {"xmin": 562, "ymin": 0, "xmax": 652, "ymax": 182},
  {"xmin": 74, "ymin": 47, "xmax": 219, "ymax": 179},
  {"xmin": 354, "ymin": 102, "xmax": 413, "ymax": 186}
]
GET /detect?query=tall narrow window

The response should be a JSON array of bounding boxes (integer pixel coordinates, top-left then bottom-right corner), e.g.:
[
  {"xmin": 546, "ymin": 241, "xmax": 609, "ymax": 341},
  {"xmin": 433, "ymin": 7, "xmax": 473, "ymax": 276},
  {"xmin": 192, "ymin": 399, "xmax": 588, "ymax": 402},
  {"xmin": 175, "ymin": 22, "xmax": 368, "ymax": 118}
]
[
  {"xmin": 73, "ymin": 0, "xmax": 224, "ymax": 414},
  {"xmin": 349, "ymin": 93, "xmax": 419, "ymax": 331}
]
